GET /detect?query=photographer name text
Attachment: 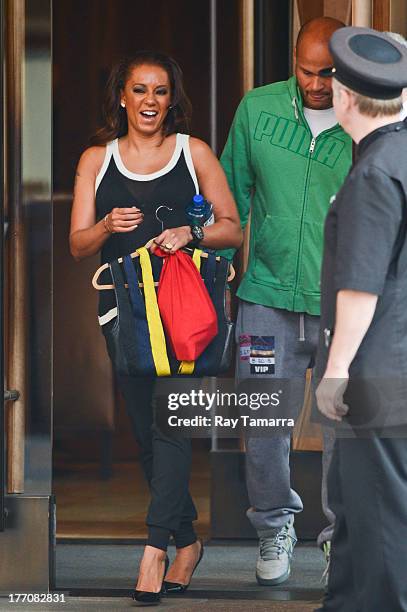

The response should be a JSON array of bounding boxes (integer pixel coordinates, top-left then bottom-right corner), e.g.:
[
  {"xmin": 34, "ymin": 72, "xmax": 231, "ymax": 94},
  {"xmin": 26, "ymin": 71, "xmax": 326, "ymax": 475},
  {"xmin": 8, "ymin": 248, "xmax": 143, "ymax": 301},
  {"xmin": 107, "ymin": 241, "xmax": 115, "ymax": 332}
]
[{"xmin": 168, "ymin": 415, "xmax": 295, "ymax": 428}]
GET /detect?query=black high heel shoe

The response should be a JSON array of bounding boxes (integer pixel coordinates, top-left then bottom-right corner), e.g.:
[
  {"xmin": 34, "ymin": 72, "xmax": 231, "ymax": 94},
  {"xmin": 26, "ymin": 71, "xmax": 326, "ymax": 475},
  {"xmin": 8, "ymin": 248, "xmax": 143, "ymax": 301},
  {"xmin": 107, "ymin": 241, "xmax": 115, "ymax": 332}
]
[
  {"xmin": 164, "ymin": 539, "xmax": 204, "ymax": 594},
  {"xmin": 132, "ymin": 555, "xmax": 169, "ymax": 605}
]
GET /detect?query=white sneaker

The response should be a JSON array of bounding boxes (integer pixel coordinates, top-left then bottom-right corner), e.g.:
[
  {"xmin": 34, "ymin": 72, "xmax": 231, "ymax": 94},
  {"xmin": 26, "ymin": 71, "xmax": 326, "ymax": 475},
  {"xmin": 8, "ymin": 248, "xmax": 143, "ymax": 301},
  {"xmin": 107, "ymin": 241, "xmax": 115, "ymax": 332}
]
[
  {"xmin": 256, "ymin": 517, "xmax": 297, "ymax": 586},
  {"xmin": 321, "ymin": 540, "xmax": 331, "ymax": 585}
]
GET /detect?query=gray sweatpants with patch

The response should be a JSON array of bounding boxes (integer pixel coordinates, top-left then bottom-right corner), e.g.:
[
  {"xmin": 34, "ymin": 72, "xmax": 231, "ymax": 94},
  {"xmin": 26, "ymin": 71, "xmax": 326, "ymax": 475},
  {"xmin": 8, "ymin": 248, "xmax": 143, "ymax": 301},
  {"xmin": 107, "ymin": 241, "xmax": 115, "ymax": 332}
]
[{"xmin": 236, "ymin": 300, "xmax": 335, "ymax": 545}]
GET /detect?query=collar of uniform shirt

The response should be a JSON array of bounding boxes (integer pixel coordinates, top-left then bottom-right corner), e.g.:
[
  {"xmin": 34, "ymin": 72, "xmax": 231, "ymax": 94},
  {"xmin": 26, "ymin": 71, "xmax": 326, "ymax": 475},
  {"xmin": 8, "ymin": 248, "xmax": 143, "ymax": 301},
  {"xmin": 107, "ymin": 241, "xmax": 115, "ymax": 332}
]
[{"xmin": 356, "ymin": 119, "xmax": 406, "ymax": 159}]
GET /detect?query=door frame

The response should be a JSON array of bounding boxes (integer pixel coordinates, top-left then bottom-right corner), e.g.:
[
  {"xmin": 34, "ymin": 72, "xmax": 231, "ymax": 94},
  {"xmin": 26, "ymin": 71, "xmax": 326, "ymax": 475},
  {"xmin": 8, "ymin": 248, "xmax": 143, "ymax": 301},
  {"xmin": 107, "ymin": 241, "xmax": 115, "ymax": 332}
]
[
  {"xmin": 0, "ymin": 0, "xmax": 54, "ymax": 593},
  {"xmin": 0, "ymin": 0, "xmax": 4, "ymax": 533}
]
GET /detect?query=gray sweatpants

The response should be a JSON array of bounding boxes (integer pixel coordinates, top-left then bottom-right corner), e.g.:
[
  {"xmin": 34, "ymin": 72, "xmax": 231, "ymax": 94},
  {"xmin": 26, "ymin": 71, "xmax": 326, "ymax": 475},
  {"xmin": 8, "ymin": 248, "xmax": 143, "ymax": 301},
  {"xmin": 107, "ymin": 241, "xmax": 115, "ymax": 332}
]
[{"xmin": 236, "ymin": 300, "xmax": 335, "ymax": 544}]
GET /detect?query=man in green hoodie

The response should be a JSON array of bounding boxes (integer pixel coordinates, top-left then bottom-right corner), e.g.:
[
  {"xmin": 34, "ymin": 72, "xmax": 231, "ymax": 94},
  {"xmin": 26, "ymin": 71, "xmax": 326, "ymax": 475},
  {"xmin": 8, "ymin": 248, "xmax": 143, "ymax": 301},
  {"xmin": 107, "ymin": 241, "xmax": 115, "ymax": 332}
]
[{"xmin": 220, "ymin": 17, "xmax": 352, "ymax": 585}]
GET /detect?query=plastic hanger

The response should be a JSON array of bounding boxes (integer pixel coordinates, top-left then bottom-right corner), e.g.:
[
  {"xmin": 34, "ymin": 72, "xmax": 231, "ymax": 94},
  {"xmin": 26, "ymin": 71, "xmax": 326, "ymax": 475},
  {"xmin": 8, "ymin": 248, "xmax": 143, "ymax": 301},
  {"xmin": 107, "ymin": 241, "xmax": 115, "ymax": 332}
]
[{"xmin": 92, "ymin": 240, "xmax": 235, "ymax": 290}]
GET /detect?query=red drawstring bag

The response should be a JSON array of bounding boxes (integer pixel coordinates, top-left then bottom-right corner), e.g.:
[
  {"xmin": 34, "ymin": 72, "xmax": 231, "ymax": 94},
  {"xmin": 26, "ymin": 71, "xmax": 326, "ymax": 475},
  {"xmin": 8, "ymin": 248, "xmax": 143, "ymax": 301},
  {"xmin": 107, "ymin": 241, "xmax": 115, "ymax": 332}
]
[{"xmin": 155, "ymin": 248, "xmax": 218, "ymax": 361}]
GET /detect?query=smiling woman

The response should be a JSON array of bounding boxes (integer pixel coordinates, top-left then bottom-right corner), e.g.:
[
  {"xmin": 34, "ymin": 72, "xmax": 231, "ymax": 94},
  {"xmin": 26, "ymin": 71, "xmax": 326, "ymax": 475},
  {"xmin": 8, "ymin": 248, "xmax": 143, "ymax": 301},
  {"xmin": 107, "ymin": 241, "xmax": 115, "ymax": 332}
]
[
  {"xmin": 70, "ymin": 52, "xmax": 242, "ymax": 260},
  {"xmin": 91, "ymin": 52, "xmax": 192, "ymax": 146},
  {"xmin": 69, "ymin": 50, "xmax": 242, "ymax": 604},
  {"xmin": 122, "ymin": 66, "xmax": 173, "ymax": 134}
]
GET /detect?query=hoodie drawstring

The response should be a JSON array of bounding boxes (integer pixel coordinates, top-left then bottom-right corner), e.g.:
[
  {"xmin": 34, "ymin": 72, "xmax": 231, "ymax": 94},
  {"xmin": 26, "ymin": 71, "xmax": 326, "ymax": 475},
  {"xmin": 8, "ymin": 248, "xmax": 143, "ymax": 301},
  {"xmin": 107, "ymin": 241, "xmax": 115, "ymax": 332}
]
[
  {"xmin": 292, "ymin": 97, "xmax": 299, "ymax": 121},
  {"xmin": 299, "ymin": 313, "xmax": 305, "ymax": 342}
]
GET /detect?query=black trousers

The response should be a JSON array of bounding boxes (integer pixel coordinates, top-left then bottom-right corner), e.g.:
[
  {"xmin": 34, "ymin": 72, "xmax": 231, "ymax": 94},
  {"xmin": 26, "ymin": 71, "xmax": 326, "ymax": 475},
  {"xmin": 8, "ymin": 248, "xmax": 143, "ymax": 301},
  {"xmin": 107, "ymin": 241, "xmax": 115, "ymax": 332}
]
[
  {"xmin": 118, "ymin": 375, "xmax": 198, "ymax": 551},
  {"xmin": 322, "ymin": 432, "xmax": 407, "ymax": 612}
]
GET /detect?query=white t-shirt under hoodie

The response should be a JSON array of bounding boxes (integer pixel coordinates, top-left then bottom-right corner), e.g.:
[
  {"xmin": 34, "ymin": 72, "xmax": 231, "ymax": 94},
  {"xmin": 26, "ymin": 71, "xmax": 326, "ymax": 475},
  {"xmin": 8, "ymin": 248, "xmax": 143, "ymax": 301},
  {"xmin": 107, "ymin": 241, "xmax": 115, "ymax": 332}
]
[{"xmin": 303, "ymin": 106, "xmax": 337, "ymax": 138}]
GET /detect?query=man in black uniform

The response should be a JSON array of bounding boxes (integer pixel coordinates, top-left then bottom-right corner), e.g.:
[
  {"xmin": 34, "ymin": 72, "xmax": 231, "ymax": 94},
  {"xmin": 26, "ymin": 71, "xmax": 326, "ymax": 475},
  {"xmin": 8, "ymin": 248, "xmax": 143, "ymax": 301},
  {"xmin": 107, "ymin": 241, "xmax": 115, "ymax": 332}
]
[{"xmin": 314, "ymin": 27, "xmax": 407, "ymax": 612}]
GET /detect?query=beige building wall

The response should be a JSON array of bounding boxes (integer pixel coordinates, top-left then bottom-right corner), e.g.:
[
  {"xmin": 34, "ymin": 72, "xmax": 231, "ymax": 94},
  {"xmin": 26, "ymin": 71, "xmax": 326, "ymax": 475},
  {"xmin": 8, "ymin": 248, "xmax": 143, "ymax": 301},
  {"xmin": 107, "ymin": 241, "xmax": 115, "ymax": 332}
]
[
  {"xmin": 391, "ymin": 0, "xmax": 407, "ymax": 37},
  {"xmin": 352, "ymin": 0, "xmax": 372, "ymax": 26},
  {"xmin": 293, "ymin": 0, "xmax": 352, "ymax": 44},
  {"xmin": 324, "ymin": 0, "xmax": 352, "ymax": 22},
  {"xmin": 293, "ymin": 1, "xmax": 406, "ymax": 44}
]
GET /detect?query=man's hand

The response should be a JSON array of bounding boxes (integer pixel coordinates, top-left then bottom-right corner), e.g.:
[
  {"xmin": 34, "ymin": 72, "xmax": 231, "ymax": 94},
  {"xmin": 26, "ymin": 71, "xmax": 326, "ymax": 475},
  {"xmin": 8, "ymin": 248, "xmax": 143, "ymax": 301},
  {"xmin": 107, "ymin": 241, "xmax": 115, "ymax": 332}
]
[
  {"xmin": 316, "ymin": 368, "xmax": 349, "ymax": 422},
  {"xmin": 316, "ymin": 290, "xmax": 378, "ymax": 422}
]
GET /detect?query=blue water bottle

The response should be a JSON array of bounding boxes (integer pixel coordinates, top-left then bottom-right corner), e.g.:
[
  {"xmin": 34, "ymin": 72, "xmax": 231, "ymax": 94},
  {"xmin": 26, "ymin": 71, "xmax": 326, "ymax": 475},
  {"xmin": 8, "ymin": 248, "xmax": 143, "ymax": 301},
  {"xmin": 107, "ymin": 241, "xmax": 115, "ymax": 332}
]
[{"xmin": 185, "ymin": 194, "xmax": 214, "ymax": 227}]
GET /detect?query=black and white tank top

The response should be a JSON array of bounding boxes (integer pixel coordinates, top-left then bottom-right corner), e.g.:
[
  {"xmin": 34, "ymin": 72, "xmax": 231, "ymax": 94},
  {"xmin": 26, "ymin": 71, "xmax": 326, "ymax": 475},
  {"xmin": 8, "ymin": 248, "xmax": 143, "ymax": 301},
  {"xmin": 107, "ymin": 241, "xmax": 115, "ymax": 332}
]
[{"xmin": 95, "ymin": 133, "xmax": 199, "ymax": 318}]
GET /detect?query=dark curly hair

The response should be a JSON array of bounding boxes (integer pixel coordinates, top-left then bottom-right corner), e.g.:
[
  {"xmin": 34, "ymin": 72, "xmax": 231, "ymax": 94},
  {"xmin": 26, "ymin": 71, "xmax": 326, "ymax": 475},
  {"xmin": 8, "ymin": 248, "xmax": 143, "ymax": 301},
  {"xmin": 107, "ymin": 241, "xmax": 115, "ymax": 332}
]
[{"xmin": 90, "ymin": 51, "xmax": 192, "ymax": 145}]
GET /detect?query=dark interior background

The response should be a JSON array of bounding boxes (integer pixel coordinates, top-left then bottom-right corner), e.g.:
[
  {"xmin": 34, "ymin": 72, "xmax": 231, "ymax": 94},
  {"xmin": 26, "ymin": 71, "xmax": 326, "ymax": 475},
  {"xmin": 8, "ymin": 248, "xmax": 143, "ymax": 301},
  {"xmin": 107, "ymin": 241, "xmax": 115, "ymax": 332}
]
[
  {"xmin": 53, "ymin": 0, "xmax": 242, "ymax": 192},
  {"xmin": 255, "ymin": 0, "xmax": 290, "ymax": 87}
]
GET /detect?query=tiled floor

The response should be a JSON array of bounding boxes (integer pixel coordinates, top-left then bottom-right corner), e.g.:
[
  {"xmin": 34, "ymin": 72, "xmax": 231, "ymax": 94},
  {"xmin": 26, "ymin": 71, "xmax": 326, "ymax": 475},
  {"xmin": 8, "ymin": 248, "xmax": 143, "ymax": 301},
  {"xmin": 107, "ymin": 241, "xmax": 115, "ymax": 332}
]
[{"xmin": 55, "ymin": 542, "xmax": 325, "ymax": 592}]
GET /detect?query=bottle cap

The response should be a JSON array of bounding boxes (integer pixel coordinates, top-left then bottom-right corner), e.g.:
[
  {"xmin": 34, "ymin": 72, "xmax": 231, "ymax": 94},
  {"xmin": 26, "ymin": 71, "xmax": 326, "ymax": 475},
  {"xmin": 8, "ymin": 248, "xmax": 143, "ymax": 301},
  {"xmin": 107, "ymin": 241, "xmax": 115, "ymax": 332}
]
[{"xmin": 193, "ymin": 194, "xmax": 204, "ymax": 206}]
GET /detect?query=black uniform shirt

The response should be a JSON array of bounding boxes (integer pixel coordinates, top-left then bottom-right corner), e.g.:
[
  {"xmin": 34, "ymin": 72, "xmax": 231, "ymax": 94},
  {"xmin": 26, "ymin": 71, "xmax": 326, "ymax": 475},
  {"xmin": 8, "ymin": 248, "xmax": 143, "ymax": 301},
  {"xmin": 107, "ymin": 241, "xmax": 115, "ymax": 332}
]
[{"xmin": 316, "ymin": 119, "xmax": 407, "ymax": 428}]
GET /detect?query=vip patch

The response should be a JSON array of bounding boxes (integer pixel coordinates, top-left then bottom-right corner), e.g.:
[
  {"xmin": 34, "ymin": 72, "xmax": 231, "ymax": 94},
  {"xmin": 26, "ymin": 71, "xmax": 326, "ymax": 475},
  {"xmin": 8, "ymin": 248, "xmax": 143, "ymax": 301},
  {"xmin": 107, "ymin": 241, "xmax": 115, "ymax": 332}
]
[{"xmin": 240, "ymin": 335, "xmax": 275, "ymax": 374}]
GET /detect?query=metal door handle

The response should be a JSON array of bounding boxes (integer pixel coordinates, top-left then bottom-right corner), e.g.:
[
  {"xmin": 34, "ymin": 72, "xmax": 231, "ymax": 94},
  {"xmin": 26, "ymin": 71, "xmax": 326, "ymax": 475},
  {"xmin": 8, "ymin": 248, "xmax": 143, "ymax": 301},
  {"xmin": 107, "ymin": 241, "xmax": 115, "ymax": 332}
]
[{"xmin": 4, "ymin": 389, "xmax": 20, "ymax": 401}]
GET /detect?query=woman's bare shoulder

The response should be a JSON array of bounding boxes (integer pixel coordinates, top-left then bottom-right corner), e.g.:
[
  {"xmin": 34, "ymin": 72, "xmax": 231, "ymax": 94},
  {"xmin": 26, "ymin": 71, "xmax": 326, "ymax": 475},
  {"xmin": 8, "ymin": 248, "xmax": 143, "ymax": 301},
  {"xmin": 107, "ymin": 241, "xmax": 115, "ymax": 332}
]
[
  {"xmin": 188, "ymin": 137, "xmax": 215, "ymax": 165},
  {"xmin": 77, "ymin": 145, "xmax": 107, "ymax": 176},
  {"xmin": 188, "ymin": 136, "xmax": 212, "ymax": 155}
]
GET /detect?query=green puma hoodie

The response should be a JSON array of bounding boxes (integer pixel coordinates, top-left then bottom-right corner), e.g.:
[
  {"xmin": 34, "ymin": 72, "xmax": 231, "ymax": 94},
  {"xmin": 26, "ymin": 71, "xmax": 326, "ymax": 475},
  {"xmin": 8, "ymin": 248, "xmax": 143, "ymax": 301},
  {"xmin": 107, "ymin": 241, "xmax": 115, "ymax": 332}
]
[{"xmin": 220, "ymin": 76, "xmax": 352, "ymax": 315}]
